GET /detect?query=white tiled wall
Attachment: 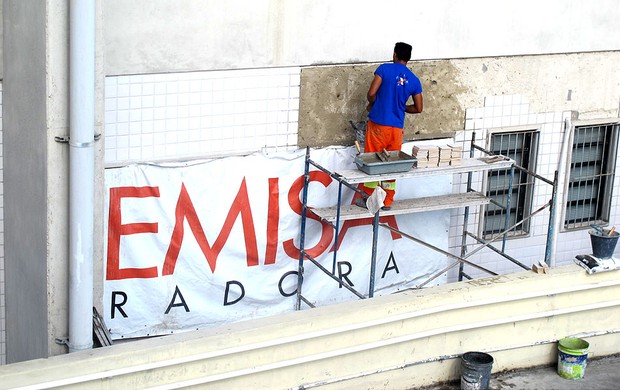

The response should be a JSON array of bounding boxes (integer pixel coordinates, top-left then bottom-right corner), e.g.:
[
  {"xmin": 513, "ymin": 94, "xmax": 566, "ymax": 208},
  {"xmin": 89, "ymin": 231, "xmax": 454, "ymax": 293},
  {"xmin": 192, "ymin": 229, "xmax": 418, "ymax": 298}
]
[
  {"xmin": 104, "ymin": 67, "xmax": 301, "ymax": 165},
  {"xmin": 0, "ymin": 83, "xmax": 5, "ymax": 365},
  {"xmin": 447, "ymin": 94, "xmax": 620, "ymax": 281}
]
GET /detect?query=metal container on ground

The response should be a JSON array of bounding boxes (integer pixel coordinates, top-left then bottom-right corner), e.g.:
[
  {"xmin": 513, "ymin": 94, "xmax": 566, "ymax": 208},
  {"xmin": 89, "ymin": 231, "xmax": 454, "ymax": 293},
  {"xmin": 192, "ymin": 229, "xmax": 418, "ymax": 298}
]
[
  {"xmin": 557, "ymin": 337, "xmax": 589, "ymax": 380},
  {"xmin": 461, "ymin": 351, "xmax": 494, "ymax": 390}
]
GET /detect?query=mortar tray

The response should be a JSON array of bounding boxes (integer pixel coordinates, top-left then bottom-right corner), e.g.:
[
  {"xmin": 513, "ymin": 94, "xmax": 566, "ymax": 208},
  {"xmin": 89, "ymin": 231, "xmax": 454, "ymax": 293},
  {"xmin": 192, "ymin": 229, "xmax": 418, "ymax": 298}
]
[{"xmin": 354, "ymin": 151, "xmax": 417, "ymax": 175}]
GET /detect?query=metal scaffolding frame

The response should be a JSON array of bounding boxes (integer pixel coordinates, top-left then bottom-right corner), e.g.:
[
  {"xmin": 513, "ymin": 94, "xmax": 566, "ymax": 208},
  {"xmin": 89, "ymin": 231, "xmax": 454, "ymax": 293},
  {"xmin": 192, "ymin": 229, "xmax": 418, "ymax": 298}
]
[{"xmin": 296, "ymin": 133, "xmax": 558, "ymax": 310}]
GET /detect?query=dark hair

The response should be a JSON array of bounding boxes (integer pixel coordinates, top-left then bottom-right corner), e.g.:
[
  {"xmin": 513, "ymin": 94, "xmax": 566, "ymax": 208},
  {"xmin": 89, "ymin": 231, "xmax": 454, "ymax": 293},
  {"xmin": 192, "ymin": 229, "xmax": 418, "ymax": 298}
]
[{"xmin": 394, "ymin": 42, "xmax": 412, "ymax": 62}]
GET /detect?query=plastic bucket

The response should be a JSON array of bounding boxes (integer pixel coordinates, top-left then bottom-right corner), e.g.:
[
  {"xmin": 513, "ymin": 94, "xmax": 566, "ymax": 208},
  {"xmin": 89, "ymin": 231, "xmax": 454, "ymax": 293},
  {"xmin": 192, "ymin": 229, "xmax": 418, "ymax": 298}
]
[
  {"xmin": 557, "ymin": 337, "xmax": 589, "ymax": 380},
  {"xmin": 461, "ymin": 351, "xmax": 494, "ymax": 390},
  {"xmin": 589, "ymin": 229, "xmax": 619, "ymax": 258}
]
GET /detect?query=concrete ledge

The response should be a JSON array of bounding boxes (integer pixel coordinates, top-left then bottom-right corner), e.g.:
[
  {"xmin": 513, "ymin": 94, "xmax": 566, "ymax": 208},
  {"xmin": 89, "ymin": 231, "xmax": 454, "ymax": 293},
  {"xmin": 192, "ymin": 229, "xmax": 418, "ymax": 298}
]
[{"xmin": 1, "ymin": 264, "xmax": 619, "ymax": 389}]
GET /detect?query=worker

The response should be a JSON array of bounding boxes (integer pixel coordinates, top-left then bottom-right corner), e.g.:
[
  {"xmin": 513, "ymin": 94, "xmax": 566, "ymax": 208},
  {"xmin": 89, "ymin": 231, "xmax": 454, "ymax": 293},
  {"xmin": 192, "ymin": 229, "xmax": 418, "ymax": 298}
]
[{"xmin": 356, "ymin": 41, "xmax": 423, "ymax": 211}]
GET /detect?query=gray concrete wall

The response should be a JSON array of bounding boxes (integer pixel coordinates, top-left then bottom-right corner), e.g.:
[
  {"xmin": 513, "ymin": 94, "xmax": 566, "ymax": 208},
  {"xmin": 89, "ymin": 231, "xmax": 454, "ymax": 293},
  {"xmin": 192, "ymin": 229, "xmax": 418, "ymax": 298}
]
[
  {"xmin": 1, "ymin": 0, "xmax": 111, "ymax": 364},
  {"xmin": 3, "ymin": 0, "xmax": 50, "ymax": 362},
  {"xmin": 44, "ymin": 0, "xmax": 70, "ymax": 360},
  {"xmin": 103, "ymin": 0, "xmax": 620, "ymax": 76},
  {"xmin": 0, "ymin": 1, "xmax": 4, "ymax": 78},
  {"xmin": 298, "ymin": 51, "xmax": 620, "ymax": 146}
]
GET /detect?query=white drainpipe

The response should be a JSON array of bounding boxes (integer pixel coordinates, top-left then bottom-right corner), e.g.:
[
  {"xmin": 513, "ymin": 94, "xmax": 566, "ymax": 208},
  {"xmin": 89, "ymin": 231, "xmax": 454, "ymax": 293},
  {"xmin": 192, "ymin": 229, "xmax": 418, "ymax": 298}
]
[
  {"xmin": 549, "ymin": 117, "xmax": 573, "ymax": 267},
  {"xmin": 68, "ymin": 0, "xmax": 95, "ymax": 352}
]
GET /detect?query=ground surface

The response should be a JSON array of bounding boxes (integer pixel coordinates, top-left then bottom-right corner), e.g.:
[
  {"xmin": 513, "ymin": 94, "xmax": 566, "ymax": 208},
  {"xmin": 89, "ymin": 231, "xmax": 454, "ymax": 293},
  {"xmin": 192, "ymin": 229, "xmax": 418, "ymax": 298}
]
[{"xmin": 420, "ymin": 354, "xmax": 620, "ymax": 390}]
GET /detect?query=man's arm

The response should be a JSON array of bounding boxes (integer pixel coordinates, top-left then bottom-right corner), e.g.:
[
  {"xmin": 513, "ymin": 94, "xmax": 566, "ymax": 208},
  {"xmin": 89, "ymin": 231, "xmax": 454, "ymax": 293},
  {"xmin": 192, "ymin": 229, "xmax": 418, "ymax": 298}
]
[
  {"xmin": 406, "ymin": 93, "xmax": 423, "ymax": 114},
  {"xmin": 366, "ymin": 74, "xmax": 382, "ymax": 112}
]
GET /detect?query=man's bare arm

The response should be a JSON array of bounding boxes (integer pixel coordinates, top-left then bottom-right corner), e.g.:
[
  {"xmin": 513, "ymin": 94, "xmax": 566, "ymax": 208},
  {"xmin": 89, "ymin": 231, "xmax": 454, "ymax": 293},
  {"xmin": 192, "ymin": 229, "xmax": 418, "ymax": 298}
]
[
  {"xmin": 366, "ymin": 74, "xmax": 382, "ymax": 111},
  {"xmin": 406, "ymin": 93, "xmax": 423, "ymax": 114}
]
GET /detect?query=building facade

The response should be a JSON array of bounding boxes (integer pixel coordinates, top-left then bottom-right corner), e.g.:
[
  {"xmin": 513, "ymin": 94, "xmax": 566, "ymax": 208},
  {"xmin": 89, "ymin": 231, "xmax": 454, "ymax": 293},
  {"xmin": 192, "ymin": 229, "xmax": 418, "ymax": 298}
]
[{"xmin": 2, "ymin": 0, "xmax": 620, "ymax": 364}]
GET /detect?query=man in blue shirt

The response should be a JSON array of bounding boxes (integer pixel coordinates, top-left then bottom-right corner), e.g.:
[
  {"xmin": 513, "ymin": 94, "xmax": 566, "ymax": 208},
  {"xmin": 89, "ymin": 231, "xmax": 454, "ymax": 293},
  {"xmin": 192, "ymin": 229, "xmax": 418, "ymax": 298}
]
[{"xmin": 360, "ymin": 42, "xmax": 423, "ymax": 210}]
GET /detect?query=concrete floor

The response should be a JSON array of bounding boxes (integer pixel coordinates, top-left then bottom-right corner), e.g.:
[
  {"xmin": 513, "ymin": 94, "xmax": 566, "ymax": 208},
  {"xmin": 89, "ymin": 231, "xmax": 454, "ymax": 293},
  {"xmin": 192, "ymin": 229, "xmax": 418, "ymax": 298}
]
[{"xmin": 423, "ymin": 354, "xmax": 620, "ymax": 390}]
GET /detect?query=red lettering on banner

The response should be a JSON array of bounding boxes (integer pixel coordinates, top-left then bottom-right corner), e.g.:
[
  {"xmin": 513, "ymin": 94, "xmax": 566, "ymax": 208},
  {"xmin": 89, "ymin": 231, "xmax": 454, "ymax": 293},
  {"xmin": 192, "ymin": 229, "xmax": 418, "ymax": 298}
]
[
  {"xmin": 282, "ymin": 173, "xmax": 404, "ymax": 258},
  {"xmin": 283, "ymin": 171, "xmax": 333, "ymax": 259},
  {"xmin": 107, "ymin": 169, "xmax": 408, "ymax": 281},
  {"xmin": 264, "ymin": 178, "xmax": 279, "ymax": 265},
  {"xmin": 106, "ymin": 186, "xmax": 160, "ymax": 280},
  {"xmin": 162, "ymin": 179, "xmax": 259, "ymax": 275}
]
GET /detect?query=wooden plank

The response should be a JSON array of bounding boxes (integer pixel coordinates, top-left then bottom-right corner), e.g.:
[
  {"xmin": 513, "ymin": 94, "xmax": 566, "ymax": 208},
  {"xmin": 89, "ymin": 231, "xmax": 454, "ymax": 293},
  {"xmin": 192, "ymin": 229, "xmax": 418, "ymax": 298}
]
[
  {"xmin": 336, "ymin": 157, "xmax": 513, "ymax": 184},
  {"xmin": 310, "ymin": 192, "xmax": 489, "ymax": 222}
]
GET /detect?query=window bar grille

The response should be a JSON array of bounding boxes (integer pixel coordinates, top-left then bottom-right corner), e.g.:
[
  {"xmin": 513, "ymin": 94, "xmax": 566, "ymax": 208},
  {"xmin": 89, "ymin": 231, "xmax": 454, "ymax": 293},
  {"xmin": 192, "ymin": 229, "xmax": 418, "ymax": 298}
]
[
  {"xmin": 585, "ymin": 126, "xmax": 596, "ymax": 225},
  {"xmin": 565, "ymin": 124, "xmax": 617, "ymax": 228},
  {"xmin": 594, "ymin": 126, "xmax": 604, "ymax": 224},
  {"xmin": 502, "ymin": 165, "xmax": 515, "ymax": 252},
  {"xmin": 484, "ymin": 130, "xmax": 537, "ymax": 239}
]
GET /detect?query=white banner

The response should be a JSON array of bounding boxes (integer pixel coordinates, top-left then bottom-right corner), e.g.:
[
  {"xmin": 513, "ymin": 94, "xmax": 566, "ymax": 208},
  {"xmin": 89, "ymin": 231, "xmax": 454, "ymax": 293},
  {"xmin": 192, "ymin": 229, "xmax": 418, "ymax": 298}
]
[{"xmin": 103, "ymin": 145, "xmax": 451, "ymax": 339}]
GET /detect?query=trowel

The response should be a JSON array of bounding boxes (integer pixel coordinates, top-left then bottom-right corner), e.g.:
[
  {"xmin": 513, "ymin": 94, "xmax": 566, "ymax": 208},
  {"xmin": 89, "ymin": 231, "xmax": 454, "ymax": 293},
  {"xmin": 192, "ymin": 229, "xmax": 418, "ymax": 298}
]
[
  {"xmin": 354, "ymin": 140, "xmax": 362, "ymax": 155},
  {"xmin": 376, "ymin": 149, "xmax": 390, "ymax": 162},
  {"xmin": 354, "ymin": 141, "xmax": 390, "ymax": 163}
]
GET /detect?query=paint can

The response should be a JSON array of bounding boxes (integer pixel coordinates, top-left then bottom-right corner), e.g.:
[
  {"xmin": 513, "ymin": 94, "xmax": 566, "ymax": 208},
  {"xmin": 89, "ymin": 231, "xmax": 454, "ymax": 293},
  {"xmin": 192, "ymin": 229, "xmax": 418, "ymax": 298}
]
[
  {"xmin": 557, "ymin": 337, "xmax": 589, "ymax": 380},
  {"xmin": 589, "ymin": 229, "xmax": 619, "ymax": 259},
  {"xmin": 460, "ymin": 351, "xmax": 494, "ymax": 390}
]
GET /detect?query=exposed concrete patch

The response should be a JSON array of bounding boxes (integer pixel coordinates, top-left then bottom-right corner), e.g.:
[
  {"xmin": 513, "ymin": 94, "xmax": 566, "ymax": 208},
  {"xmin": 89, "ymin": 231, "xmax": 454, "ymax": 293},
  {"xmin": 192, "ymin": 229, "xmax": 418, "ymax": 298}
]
[
  {"xmin": 448, "ymin": 52, "xmax": 620, "ymax": 119},
  {"xmin": 298, "ymin": 61, "xmax": 468, "ymax": 148},
  {"xmin": 414, "ymin": 60, "xmax": 468, "ymax": 139},
  {"xmin": 298, "ymin": 65, "xmax": 373, "ymax": 148}
]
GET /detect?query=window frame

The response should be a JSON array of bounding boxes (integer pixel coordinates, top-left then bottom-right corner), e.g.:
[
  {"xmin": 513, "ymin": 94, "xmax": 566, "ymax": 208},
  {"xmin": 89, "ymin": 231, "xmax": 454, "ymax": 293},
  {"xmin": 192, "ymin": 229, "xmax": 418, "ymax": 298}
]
[
  {"xmin": 562, "ymin": 119, "xmax": 620, "ymax": 231},
  {"xmin": 480, "ymin": 126, "xmax": 540, "ymax": 240}
]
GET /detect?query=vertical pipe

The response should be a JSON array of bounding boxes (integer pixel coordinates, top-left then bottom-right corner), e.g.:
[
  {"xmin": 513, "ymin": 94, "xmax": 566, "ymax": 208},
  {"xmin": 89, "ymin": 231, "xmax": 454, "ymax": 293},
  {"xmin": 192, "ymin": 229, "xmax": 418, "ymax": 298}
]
[
  {"xmin": 502, "ymin": 165, "xmax": 515, "ymax": 252},
  {"xmin": 296, "ymin": 147, "xmax": 311, "ymax": 310},
  {"xmin": 331, "ymin": 182, "xmax": 343, "ymax": 275},
  {"xmin": 545, "ymin": 171, "xmax": 559, "ymax": 265},
  {"xmin": 368, "ymin": 211, "xmax": 380, "ymax": 297},
  {"xmin": 69, "ymin": 0, "xmax": 95, "ymax": 352},
  {"xmin": 548, "ymin": 118, "xmax": 573, "ymax": 265},
  {"xmin": 458, "ymin": 132, "xmax": 476, "ymax": 281}
]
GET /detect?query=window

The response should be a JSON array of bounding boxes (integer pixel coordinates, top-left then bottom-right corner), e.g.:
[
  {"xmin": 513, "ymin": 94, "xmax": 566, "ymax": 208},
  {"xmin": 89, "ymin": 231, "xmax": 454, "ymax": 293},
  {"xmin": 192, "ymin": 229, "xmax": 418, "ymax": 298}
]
[
  {"xmin": 564, "ymin": 123, "xmax": 619, "ymax": 229},
  {"xmin": 483, "ymin": 129, "xmax": 539, "ymax": 238}
]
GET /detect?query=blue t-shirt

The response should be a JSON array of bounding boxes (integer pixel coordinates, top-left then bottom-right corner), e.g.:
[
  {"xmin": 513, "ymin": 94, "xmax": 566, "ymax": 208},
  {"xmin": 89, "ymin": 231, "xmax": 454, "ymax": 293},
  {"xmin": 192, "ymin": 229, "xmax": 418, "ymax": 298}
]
[{"xmin": 368, "ymin": 62, "xmax": 422, "ymax": 128}]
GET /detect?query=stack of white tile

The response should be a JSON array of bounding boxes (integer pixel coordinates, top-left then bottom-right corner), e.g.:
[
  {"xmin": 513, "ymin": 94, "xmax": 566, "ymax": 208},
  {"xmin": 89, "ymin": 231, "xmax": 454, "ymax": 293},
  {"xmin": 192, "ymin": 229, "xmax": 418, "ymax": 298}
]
[
  {"xmin": 448, "ymin": 144, "xmax": 463, "ymax": 166},
  {"xmin": 412, "ymin": 145, "xmax": 439, "ymax": 168},
  {"xmin": 412, "ymin": 144, "xmax": 464, "ymax": 168},
  {"xmin": 437, "ymin": 147, "xmax": 452, "ymax": 166}
]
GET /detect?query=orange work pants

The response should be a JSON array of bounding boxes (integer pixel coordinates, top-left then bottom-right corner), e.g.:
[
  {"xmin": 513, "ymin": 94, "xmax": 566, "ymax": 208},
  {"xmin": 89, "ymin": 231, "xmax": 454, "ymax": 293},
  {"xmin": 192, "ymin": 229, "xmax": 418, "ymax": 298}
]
[{"xmin": 360, "ymin": 120, "xmax": 403, "ymax": 207}]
